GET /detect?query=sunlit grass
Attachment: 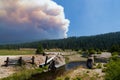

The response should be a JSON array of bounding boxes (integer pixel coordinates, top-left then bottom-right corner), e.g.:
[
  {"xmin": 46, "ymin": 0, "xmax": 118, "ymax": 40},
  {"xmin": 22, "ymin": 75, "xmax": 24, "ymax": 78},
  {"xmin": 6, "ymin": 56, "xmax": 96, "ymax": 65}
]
[
  {"xmin": 0, "ymin": 49, "xmax": 36, "ymax": 55},
  {"xmin": 0, "ymin": 67, "xmax": 43, "ymax": 80}
]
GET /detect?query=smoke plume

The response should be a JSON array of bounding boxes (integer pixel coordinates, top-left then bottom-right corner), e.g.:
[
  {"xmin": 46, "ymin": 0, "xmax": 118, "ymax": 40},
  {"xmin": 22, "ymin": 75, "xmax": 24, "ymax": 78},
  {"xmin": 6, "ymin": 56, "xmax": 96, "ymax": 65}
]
[{"xmin": 0, "ymin": 0, "xmax": 70, "ymax": 43}]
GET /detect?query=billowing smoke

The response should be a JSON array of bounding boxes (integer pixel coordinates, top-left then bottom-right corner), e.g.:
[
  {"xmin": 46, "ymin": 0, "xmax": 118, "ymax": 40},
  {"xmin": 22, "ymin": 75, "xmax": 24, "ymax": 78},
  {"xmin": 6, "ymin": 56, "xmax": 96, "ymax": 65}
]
[{"xmin": 0, "ymin": 0, "xmax": 69, "ymax": 43}]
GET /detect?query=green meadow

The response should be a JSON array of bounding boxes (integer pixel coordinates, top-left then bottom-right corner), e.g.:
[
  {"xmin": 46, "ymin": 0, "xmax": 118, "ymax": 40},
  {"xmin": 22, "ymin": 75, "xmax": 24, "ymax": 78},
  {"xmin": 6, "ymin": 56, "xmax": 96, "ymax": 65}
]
[{"xmin": 0, "ymin": 49, "xmax": 36, "ymax": 55}]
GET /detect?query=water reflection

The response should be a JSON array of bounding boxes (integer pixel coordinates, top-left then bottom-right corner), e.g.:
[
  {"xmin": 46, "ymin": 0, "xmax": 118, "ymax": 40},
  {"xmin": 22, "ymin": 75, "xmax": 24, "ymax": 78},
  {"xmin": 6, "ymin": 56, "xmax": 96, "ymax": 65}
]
[{"xmin": 65, "ymin": 61, "xmax": 86, "ymax": 70}]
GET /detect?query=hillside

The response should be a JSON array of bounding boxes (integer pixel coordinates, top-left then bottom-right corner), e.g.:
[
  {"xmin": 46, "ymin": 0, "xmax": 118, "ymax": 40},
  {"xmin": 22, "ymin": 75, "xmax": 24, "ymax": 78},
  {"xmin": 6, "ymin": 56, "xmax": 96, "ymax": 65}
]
[{"xmin": 0, "ymin": 32, "xmax": 120, "ymax": 50}]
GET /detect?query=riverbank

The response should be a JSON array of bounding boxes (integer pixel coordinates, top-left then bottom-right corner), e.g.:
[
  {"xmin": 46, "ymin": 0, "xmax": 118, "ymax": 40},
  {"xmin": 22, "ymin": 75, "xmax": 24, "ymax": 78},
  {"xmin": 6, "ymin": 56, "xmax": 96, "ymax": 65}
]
[
  {"xmin": 0, "ymin": 51, "xmax": 108, "ymax": 80},
  {"xmin": 0, "ymin": 53, "xmax": 65, "ymax": 79},
  {"xmin": 0, "ymin": 67, "xmax": 44, "ymax": 80},
  {"xmin": 56, "ymin": 66, "xmax": 104, "ymax": 80},
  {"xmin": 55, "ymin": 52, "xmax": 109, "ymax": 80},
  {"xmin": 0, "ymin": 55, "xmax": 46, "ymax": 79},
  {"xmin": 64, "ymin": 54, "xmax": 87, "ymax": 63}
]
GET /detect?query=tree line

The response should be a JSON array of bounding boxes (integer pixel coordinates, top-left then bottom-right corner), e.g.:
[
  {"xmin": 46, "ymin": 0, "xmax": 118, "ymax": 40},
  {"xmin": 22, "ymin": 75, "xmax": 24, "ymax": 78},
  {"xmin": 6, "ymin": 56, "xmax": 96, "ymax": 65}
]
[{"xmin": 0, "ymin": 32, "xmax": 120, "ymax": 52}]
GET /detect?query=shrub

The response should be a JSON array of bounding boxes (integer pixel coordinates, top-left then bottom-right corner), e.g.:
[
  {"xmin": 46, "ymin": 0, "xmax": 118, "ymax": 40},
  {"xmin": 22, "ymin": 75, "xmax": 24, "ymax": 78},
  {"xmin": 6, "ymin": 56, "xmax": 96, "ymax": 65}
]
[
  {"xmin": 56, "ymin": 77, "xmax": 64, "ymax": 80},
  {"xmin": 103, "ymin": 64, "xmax": 107, "ymax": 67},
  {"xmin": 36, "ymin": 44, "xmax": 44, "ymax": 54},
  {"xmin": 75, "ymin": 48, "xmax": 79, "ymax": 51},
  {"xmin": 102, "ymin": 68, "xmax": 106, "ymax": 72},
  {"xmin": 73, "ymin": 77, "xmax": 81, "ymax": 80},
  {"xmin": 89, "ymin": 49, "xmax": 96, "ymax": 54},
  {"xmin": 78, "ymin": 50, "xmax": 82, "ymax": 54},
  {"xmin": 112, "ymin": 52, "xmax": 119, "ymax": 56},
  {"xmin": 96, "ymin": 63, "xmax": 102, "ymax": 69},
  {"xmin": 105, "ymin": 58, "xmax": 120, "ymax": 80},
  {"xmin": 110, "ymin": 45, "xmax": 120, "ymax": 53},
  {"xmin": 65, "ymin": 76, "xmax": 70, "ymax": 80},
  {"xmin": 110, "ymin": 55, "xmax": 119, "ymax": 61},
  {"xmin": 97, "ymin": 51, "xmax": 101, "ymax": 54}
]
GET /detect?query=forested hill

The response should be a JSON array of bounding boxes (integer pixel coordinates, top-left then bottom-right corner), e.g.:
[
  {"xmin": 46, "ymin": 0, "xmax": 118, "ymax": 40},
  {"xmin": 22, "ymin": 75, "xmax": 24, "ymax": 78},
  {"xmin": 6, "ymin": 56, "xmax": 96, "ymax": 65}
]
[{"xmin": 0, "ymin": 32, "xmax": 120, "ymax": 50}]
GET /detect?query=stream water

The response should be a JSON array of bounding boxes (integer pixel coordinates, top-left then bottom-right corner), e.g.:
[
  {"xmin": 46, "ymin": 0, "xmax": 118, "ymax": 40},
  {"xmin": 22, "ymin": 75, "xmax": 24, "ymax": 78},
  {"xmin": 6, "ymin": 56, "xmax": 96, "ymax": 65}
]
[{"xmin": 28, "ymin": 61, "xmax": 86, "ymax": 80}]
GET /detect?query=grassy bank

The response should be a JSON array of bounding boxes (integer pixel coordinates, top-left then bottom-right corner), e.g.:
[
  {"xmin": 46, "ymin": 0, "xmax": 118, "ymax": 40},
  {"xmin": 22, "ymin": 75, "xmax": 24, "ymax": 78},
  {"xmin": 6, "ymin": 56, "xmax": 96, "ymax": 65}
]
[
  {"xmin": 0, "ymin": 49, "xmax": 35, "ymax": 55},
  {"xmin": 0, "ymin": 49, "xmax": 74, "ymax": 55},
  {"xmin": 56, "ymin": 66, "xmax": 101, "ymax": 80},
  {"xmin": 0, "ymin": 66, "xmax": 47, "ymax": 80},
  {"xmin": 64, "ymin": 53, "xmax": 87, "ymax": 63}
]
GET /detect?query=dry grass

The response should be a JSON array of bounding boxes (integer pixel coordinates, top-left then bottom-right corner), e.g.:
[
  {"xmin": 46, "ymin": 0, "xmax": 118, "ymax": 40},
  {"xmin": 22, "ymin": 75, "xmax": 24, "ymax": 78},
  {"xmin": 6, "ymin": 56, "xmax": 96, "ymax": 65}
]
[
  {"xmin": 56, "ymin": 66, "xmax": 104, "ymax": 80},
  {"xmin": 0, "ymin": 49, "xmax": 36, "ymax": 55}
]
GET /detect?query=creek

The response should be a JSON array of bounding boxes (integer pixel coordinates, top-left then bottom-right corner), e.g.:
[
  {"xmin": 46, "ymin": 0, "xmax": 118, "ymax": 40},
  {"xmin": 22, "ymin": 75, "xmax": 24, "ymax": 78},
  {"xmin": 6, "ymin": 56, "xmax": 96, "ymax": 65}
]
[{"xmin": 28, "ymin": 61, "xmax": 86, "ymax": 80}]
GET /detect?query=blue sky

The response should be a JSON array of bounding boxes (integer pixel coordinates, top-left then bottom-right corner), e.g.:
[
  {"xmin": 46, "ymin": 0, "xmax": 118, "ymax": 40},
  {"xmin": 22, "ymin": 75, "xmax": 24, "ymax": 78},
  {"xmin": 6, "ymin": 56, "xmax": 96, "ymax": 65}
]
[{"xmin": 54, "ymin": 0, "xmax": 120, "ymax": 37}]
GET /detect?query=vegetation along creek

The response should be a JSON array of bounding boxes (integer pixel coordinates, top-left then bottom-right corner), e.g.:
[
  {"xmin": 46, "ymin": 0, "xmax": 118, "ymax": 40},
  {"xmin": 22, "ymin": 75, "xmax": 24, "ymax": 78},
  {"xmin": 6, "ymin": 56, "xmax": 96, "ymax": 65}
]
[{"xmin": 28, "ymin": 61, "xmax": 86, "ymax": 80}]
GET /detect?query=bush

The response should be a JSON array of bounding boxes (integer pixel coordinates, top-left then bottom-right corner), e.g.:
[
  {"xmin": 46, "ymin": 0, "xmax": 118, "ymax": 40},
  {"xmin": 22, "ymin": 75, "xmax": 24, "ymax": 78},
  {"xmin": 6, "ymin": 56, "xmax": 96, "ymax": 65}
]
[
  {"xmin": 75, "ymin": 48, "xmax": 79, "ymax": 51},
  {"xmin": 73, "ymin": 77, "xmax": 81, "ymax": 80},
  {"xmin": 110, "ymin": 55, "xmax": 119, "ymax": 61},
  {"xmin": 36, "ymin": 44, "xmax": 44, "ymax": 54},
  {"xmin": 103, "ymin": 64, "xmax": 107, "ymax": 67},
  {"xmin": 110, "ymin": 45, "xmax": 120, "ymax": 53},
  {"xmin": 88, "ymin": 49, "xmax": 96, "ymax": 54},
  {"xmin": 65, "ymin": 76, "xmax": 70, "ymax": 80},
  {"xmin": 102, "ymin": 68, "xmax": 106, "ymax": 72},
  {"xmin": 97, "ymin": 51, "xmax": 101, "ymax": 54},
  {"xmin": 96, "ymin": 63, "xmax": 102, "ymax": 69},
  {"xmin": 112, "ymin": 52, "xmax": 119, "ymax": 56},
  {"xmin": 105, "ymin": 58, "xmax": 120, "ymax": 80},
  {"xmin": 56, "ymin": 77, "xmax": 64, "ymax": 80},
  {"xmin": 77, "ymin": 50, "xmax": 82, "ymax": 54}
]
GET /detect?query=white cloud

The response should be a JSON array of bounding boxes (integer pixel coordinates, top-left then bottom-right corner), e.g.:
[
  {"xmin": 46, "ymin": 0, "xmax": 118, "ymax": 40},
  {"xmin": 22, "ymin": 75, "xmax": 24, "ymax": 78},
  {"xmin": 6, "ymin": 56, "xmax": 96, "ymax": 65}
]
[{"xmin": 0, "ymin": 0, "xmax": 70, "ymax": 43}]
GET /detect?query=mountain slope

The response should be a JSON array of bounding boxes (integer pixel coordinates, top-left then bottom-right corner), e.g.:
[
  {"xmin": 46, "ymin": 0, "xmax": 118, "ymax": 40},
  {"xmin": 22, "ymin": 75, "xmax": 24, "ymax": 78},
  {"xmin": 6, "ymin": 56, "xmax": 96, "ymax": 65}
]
[{"xmin": 0, "ymin": 32, "xmax": 120, "ymax": 50}]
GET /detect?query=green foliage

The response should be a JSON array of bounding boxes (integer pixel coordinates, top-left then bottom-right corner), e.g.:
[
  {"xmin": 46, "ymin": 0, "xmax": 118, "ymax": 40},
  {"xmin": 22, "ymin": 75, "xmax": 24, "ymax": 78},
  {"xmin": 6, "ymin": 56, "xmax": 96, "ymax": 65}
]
[
  {"xmin": 110, "ymin": 45, "xmax": 120, "ymax": 53},
  {"xmin": 105, "ymin": 58, "xmax": 120, "ymax": 80},
  {"xmin": 112, "ymin": 52, "xmax": 119, "ymax": 56},
  {"xmin": 82, "ymin": 50, "xmax": 89, "ymax": 57},
  {"xmin": 103, "ymin": 64, "xmax": 107, "ymax": 67},
  {"xmin": 0, "ymin": 68, "xmax": 43, "ymax": 80},
  {"xmin": 75, "ymin": 48, "xmax": 79, "ymax": 51},
  {"xmin": 88, "ymin": 48, "xmax": 96, "ymax": 54},
  {"xmin": 64, "ymin": 56, "xmax": 70, "ymax": 63},
  {"xmin": 1, "ymin": 32, "xmax": 120, "ymax": 51},
  {"xmin": 64, "ymin": 76, "xmax": 70, "ymax": 80},
  {"xmin": 102, "ymin": 68, "xmax": 106, "ymax": 72},
  {"xmin": 97, "ymin": 51, "xmax": 102, "ymax": 54},
  {"xmin": 110, "ymin": 55, "xmax": 119, "ymax": 61},
  {"xmin": 0, "ymin": 49, "xmax": 35, "ymax": 55},
  {"xmin": 73, "ymin": 77, "xmax": 81, "ymax": 80},
  {"xmin": 36, "ymin": 44, "xmax": 44, "ymax": 54},
  {"xmin": 56, "ymin": 77, "xmax": 64, "ymax": 80},
  {"xmin": 96, "ymin": 63, "xmax": 102, "ymax": 69},
  {"xmin": 77, "ymin": 50, "xmax": 82, "ymax": 54}
]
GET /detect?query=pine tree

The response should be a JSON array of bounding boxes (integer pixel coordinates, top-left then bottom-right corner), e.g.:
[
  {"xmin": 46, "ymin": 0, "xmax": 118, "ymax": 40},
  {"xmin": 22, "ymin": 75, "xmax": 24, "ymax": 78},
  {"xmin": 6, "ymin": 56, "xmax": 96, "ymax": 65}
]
[{"xmin": 36, "ymin": 44, "xmax": 44, "ymax": 54}]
